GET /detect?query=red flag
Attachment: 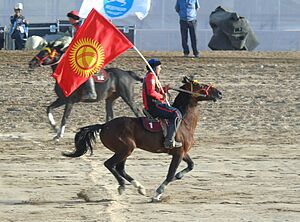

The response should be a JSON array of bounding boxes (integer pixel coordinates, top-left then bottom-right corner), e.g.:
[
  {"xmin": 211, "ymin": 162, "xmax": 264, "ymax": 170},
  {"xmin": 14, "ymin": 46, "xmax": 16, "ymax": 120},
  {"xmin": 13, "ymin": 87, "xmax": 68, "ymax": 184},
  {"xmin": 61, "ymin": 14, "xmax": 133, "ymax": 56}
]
[{"xmin": 53, "ymin": 9, "xmax": 133, "ymax": 97}]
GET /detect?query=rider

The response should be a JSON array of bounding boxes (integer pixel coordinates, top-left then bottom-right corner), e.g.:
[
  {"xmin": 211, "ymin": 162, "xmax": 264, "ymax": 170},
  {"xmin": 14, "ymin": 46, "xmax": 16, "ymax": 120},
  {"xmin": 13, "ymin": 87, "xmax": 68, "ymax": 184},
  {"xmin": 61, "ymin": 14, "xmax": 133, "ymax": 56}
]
[
  {"xmin": 142, "ymin": 59, "xmax": 183, "ymax": 149},
  {"xmin": 67, "ymin": 10, "xmax": 97, "ymax": 101},
  {"xmin": 67, "ymin": 10, "xmax": 81, "ymax": 36}
]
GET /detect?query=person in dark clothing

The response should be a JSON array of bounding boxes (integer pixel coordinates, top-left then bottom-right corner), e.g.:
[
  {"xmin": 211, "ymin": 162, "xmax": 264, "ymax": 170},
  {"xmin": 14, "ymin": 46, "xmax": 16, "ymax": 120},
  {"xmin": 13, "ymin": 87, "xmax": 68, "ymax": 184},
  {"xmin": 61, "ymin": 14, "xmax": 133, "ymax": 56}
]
[
  {"xmin": 67, "ymin": 10, "xmax": 97, "ymax": 101},
  {"xmin": 10, "ymin": 3, "xmax": 28, "ymax": 50},
  {"xmin": 142, "ymin": 58, "xmax": 183, "ymax": 149},
  {"xmin": 175, "ymin": 0, "xmax": 200, "ymax": 58}
]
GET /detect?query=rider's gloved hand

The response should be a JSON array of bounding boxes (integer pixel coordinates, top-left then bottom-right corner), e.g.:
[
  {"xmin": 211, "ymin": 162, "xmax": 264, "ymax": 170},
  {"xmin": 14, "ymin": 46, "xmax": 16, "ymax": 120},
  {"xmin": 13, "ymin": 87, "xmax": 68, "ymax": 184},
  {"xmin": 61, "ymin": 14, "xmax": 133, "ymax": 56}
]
[
  {"xmin": 163, "ymin": 84, "xmax": 170, "ymax": 92},
  {"xmin": 162, "ymin": 93, "xmax": 168, "ymax": 101}
]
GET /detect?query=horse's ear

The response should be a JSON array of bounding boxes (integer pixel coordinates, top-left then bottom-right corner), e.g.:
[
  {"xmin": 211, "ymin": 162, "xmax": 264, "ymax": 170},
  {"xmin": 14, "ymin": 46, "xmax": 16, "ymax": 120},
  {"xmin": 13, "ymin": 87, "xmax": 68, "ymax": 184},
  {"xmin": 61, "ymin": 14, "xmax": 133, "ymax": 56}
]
[
  {"xmin": 182, "ymin": 76, "xmax": 195, "ymax": 83},
  {"xmin": 182, "ymin": 76, "xmax": 189, "ymax": 83}
]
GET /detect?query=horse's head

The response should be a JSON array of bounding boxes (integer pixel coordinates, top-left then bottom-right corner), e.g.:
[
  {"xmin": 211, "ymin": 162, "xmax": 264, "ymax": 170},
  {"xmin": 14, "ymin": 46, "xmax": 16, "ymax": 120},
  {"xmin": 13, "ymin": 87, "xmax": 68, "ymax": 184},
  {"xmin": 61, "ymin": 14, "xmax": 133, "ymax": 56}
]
[
  {"xmin": 181, "ymin": 76, "xmax": 222, "ymax": 102},
  {"xmin": 28, "ymin": 36, "xmax": 72, "ymax": 69},
  {"xmin": 28, "ymin": 44, "xmax": 64, "ymax": 69}
]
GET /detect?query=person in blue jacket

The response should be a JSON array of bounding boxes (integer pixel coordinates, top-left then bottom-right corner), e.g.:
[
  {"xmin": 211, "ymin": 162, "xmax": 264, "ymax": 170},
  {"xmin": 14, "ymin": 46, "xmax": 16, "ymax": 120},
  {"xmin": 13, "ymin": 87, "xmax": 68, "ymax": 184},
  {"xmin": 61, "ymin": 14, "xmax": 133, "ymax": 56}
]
[
  {"xmin": 175, "ymin": 0, "xmax": 200, "ymax": 58},
  {"xmin": 10, "ymin": 3, "xmax": 28, "ymax": 50}
]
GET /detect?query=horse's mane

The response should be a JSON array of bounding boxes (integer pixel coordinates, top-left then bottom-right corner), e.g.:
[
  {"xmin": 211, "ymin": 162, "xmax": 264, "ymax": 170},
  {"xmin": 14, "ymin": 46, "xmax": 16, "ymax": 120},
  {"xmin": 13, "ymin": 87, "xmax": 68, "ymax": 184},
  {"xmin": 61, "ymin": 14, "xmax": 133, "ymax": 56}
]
[{"xmin": 172, "ymin": 89, "xmax": 191, "ymax": 117}]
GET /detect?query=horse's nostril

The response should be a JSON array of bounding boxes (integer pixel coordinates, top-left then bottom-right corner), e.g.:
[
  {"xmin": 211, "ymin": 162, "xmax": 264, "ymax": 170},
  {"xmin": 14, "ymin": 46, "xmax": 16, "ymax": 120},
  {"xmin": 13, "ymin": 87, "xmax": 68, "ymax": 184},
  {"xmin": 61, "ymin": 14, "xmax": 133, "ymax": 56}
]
[{"xmin": 218, "ymin": 92, "xmax": 222, "ymax": 98}]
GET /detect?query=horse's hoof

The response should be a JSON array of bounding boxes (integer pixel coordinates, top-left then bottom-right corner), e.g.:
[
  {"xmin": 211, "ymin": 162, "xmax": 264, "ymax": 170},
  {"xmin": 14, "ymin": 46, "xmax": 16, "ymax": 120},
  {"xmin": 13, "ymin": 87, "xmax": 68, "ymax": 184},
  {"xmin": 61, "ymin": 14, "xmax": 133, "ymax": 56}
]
[
  {"xmin": 151, "ymin": 193, "xmax": 162, "ymax": 203},
  {"xmin": 131, "ymin": 180, "xmax": 146, "ymax": 196},
  {"xmin": 118, "ymin": 185, "xmax": 125, "ymax": 195},
  {"xmin": 53, "ymin": 135, "xmax": 60, "ymax": 142},
  {"xmin": 175, "ymin": 172, "xmax": 183, "ymax": 180},
  {"xmin": 138, "ymin": 187, "xmax": 146, "ymax": 196}
]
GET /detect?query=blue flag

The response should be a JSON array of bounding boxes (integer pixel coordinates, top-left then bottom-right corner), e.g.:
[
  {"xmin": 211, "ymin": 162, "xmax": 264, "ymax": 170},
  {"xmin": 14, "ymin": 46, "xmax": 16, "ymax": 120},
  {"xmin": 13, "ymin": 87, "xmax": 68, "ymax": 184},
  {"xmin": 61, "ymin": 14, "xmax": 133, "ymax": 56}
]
[{"xmin": 79, "ymin": 0, "xmax": 151, "ymax": 20}]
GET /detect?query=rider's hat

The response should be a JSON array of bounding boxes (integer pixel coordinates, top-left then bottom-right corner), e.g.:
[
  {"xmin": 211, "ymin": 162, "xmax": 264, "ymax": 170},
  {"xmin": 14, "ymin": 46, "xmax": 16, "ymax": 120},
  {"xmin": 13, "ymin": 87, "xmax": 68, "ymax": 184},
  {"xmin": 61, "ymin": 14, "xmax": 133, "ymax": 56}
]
[
  {"xmin": 146, "ymin": 58, "xmax": 161, "ymax": 71},
  {"xmin": 67, "ymin": 10, "xmax": 80, "ymax": 20}
]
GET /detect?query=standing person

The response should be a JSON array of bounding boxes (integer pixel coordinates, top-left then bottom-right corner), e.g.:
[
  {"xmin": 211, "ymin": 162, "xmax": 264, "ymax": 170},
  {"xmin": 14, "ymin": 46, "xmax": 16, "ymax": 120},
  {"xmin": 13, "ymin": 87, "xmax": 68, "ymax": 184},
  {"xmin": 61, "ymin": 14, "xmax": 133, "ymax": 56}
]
[
  {"xmin": 175, "ymin": 0, "xmax": 200, "ymax": 58},
  {"xmin": 10, "ymin": 3, "xmax": 28, "ymax": 50},
  {"xmin": 142, "ymin": 58, "xmax": 183, "ymax": 149},
  {"xmin": 67, "ymin": 10, "xmax": 97, "ymax": 101}
]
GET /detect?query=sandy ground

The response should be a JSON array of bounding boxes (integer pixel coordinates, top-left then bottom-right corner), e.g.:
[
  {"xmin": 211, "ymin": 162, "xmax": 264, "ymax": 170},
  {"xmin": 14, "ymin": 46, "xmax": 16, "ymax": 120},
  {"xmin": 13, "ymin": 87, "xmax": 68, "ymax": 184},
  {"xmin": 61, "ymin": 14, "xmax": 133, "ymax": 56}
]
[{"xmin": 0, "ymin": 50, "xmax": 299, "ymax": 222}]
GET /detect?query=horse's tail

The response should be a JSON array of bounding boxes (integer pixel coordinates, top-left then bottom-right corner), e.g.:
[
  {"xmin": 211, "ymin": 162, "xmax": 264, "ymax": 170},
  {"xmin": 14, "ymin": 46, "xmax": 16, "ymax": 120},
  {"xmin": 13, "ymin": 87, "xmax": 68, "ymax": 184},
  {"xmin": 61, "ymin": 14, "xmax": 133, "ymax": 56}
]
[
  {"xmin": 127, "ymin": 71, "xmax": 143, "ymax": 83},
  {"xmin": 62, "ymin": 124, "xmax": 103, "ymax": 158}
]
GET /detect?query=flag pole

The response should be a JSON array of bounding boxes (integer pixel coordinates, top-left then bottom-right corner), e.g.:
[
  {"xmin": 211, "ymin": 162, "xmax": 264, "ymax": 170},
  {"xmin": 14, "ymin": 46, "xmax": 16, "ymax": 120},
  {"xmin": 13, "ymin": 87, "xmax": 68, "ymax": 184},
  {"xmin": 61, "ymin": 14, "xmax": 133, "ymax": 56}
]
[{"xmin": 132, "ymin": 45, "xmax": 170, "ymax": 106}]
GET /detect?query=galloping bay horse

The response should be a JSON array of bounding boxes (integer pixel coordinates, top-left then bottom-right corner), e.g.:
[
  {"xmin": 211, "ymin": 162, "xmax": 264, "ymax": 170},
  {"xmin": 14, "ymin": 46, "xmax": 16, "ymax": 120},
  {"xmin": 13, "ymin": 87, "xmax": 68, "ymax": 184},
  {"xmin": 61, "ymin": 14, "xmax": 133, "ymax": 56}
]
[
  {"xmin": 63, "ymin": 77, "xmax": 222, "ymax": 201},
  {"xmin": 29, "ymin": 41, "xmax": 143, "ymax": 140}
]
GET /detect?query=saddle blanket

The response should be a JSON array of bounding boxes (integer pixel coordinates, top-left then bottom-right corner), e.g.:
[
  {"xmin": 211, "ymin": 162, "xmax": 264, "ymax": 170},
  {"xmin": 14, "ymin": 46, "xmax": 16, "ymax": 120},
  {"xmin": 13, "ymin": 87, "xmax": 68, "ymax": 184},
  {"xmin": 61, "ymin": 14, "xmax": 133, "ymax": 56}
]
[
  {"xmin": 93, "ymin": 69, "xmax": 109, "ymax": 83},
  {"xmin": 140, "ymin": 117, "xmax": 168, "ymax": 135}
]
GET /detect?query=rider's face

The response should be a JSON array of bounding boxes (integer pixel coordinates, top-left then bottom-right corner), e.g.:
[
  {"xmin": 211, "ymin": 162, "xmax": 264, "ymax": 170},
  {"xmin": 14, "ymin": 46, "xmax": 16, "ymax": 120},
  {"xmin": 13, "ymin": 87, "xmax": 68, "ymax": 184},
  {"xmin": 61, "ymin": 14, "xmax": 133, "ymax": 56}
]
[
  {"xmin": 155, "ymin": 65, "xmax": 162, "ymax": 75},
  {"xmin": 68, "ymin": 17, "xmax": 78, "ymax": 25}
]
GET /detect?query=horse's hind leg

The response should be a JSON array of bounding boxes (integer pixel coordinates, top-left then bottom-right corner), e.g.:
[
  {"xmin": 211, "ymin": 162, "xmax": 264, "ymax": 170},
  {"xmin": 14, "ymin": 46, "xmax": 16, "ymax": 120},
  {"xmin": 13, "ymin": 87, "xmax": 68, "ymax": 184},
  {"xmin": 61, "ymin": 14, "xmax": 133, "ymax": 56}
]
[
  {"xmin": 153, "ymin": 154, "xmax": 183, "ymax": 201},
  {"xmin": 104, "ymin": 153, "xmax": 128, "ymax": 195},
  {"xmin": 116, "ymin": 160, "xmax": 146, "ymax": 195},
  {"xmin": 174, "ymin": 154, "xmax": 194, "ymax": 180},
  {"xmin": 47, "ymin": 98, "xmax": 65, "ymax": 132}
]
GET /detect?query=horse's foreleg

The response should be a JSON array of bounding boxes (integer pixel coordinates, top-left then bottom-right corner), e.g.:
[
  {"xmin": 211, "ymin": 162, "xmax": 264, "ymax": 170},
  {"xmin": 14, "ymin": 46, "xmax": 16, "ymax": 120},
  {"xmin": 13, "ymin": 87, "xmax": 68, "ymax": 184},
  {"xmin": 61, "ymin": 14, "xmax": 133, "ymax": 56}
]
[
  {"xmin": 116, "ymin": 161, "xmax": 146, "ymax": 195},
  {"xmin": 54, "ymin": 103, "xmax": 73, "ymax": 141},
  {"xmin": 47, "ymin": 98, "xmax": 65, "ymax": 132},
  {"xmin": 154, "ymin": 154, "xmax": 182, "ymax": 201},
  {"xmin": 175, "ymin": 154, "xmax": 194, "ymax": 180}
]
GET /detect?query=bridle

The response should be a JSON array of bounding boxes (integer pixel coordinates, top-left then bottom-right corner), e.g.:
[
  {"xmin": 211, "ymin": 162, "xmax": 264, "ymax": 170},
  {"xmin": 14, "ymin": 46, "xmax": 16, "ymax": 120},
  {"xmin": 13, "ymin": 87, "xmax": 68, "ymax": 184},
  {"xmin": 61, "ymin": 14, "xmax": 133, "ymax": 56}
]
[
  {"xmin": 34, "ymin": 47, "xmax": 62, "ymax": 67},
  {"xmin": 190, "ymin": 80, "xmax": 212, "ymax": 97},
  {"xmin": 171, "ymin": 81, "xmax": 212, "ymax": 98}
]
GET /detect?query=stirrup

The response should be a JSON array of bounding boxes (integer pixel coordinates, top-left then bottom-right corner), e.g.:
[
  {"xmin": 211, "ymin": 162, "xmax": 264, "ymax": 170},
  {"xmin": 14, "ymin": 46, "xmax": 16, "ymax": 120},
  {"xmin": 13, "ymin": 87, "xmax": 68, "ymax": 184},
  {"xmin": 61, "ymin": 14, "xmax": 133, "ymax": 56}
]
[{"xmin": 164, "ymin": 140, "xmax": 182, "ymax": 149}]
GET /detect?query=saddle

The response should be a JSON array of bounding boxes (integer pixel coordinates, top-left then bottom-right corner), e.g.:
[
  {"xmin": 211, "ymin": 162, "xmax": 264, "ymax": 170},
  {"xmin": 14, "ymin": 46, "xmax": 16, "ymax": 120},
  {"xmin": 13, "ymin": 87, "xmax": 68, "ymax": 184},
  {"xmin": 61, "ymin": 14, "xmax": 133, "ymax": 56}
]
[
  {"xmin": 93, "ymin": 69, "xmax": 109, "ymax": 83},
  {"xmin": 141, "ymin": 109, "xmax": 168, "ymax": 135}
]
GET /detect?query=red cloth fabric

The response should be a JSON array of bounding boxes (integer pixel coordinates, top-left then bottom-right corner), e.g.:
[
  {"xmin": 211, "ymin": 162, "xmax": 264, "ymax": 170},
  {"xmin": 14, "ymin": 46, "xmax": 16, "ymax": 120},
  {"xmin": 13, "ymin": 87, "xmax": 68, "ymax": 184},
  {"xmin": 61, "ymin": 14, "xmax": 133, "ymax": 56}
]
[
  {"xmin": 53, "ymin": 9, "xmax": 133, "ymax": 97},
  {"xmin": 142, "ymin": 72, "xmax": 165, "ymax": 110}
]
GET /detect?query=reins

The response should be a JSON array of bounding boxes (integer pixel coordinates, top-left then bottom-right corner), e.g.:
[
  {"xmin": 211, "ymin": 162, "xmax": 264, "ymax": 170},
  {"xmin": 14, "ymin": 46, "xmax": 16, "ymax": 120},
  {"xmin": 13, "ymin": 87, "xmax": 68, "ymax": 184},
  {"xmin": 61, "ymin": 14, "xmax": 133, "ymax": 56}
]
[{"xmin": 170, "ymin": 86, "xmax": 207, "ymax": 97}]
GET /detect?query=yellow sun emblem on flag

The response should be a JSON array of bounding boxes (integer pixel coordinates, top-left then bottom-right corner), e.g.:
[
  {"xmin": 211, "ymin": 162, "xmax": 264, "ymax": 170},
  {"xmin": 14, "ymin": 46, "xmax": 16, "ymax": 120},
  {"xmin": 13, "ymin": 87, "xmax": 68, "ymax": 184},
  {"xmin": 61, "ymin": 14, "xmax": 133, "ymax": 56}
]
[{"xmin": 69, "ymin": 38, "xmax": 105, "ymax": 78}]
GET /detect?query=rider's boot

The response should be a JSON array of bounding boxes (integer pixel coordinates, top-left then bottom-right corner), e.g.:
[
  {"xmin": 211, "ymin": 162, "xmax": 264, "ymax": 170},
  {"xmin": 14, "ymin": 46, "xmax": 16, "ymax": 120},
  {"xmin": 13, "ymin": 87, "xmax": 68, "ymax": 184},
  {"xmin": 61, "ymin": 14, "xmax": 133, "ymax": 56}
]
[
  {"xmin": 82, "ymin": 78, "xmax": 97, "ymax": 101},
  {"xmin": 163, "ymin": 119, "xmax": 182, "ymax": 149}
]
